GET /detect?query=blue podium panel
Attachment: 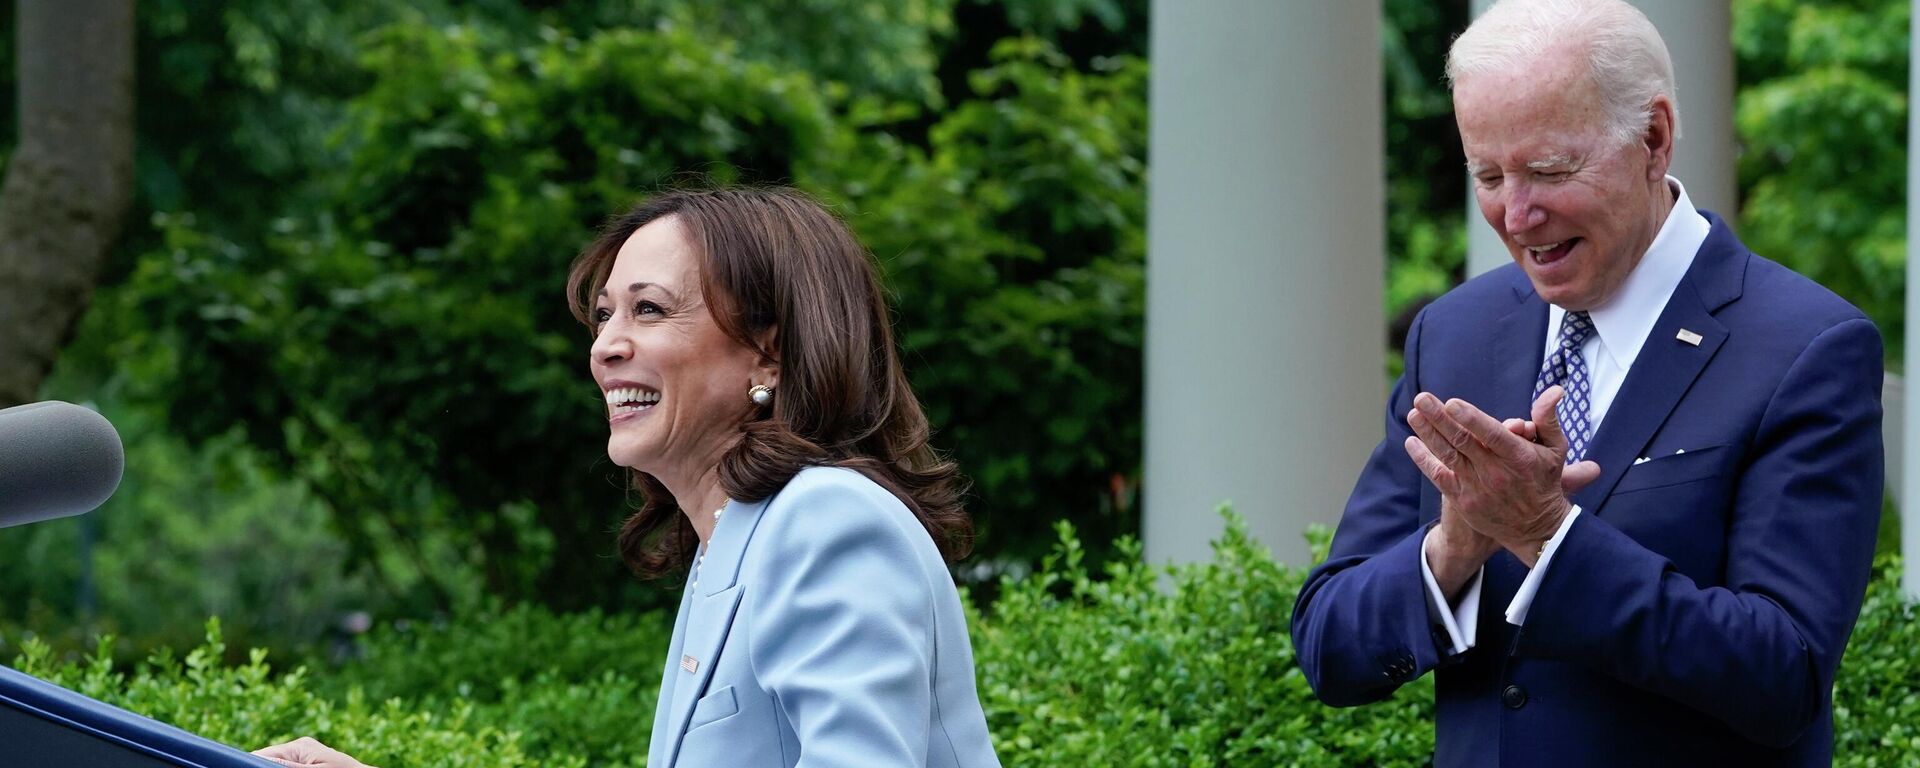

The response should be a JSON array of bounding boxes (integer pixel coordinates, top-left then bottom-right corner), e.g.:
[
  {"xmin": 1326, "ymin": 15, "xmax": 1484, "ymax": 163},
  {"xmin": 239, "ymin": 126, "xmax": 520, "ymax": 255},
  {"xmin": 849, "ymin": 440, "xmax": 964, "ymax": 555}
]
[{"xmin": 0, "ymin": 664, "xmax": 277, "ymax": 767}]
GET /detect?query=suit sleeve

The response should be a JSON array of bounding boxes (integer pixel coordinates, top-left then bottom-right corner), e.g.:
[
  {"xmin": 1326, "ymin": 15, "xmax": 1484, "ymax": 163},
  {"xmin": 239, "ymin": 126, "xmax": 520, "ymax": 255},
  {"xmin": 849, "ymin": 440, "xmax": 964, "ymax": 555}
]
[
  {"xmin": 1291, "ymin": 307, "xmax": 1461, "ymax": 706},
  {"xmin": 746, "ymin": 475, "xmax": 936, "ymax": 767},
  {"xmin": 1513, "ymin": 317, "xmax": 1884, "ymax": 747}
]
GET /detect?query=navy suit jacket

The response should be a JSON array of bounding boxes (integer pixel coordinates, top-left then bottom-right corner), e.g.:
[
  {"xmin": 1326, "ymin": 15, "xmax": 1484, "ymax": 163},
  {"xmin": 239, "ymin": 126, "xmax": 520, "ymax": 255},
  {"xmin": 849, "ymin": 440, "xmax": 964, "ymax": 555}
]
[{"xmin": 1290, "ymin": 213, "xmax": 1883, "ymax": 767}]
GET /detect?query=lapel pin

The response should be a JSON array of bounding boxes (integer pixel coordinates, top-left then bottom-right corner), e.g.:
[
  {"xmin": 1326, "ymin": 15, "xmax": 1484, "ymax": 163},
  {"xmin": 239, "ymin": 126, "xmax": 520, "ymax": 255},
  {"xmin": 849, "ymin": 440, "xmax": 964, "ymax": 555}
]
[
  {"xmin": 1676, "ymin": 329, "xmax": 1703, "ymax": 346},
  {"xmin": 681, "ymin": 655, "xmax": 698, "ymax": 674}
]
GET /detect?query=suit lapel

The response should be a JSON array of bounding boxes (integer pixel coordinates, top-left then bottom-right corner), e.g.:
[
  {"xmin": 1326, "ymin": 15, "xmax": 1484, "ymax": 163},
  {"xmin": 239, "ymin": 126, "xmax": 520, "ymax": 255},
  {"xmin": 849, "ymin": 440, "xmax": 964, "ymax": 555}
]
[
  {"xmin": 1572, "ymin": 212, "xmax": 1747, "ymax": 515},
  {"xmin": 1488, "ymin": 278, "xmax": 1549, "ymax": 419},
  {"xmin": 1571, "ymin": 286, "xmax": 1726, "ymax": 513},
  {"xmin": 648, "ymin": 581, "xmax": 699, "ymax": 766},
  {"xmin": 659, "ymin": 496, "xmax": 769, "ymax": 768}
]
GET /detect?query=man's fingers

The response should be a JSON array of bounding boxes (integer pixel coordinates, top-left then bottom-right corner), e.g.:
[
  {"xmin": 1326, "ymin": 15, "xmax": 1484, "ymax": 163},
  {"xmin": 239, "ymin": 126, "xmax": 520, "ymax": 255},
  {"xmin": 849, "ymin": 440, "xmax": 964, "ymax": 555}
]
[
  {"xmin": 1532, "ymin": 386, "xmax": 1570, "ymax": 453},
  {"xmin": 1503, "ymin": 417, "xmax": 1535, "ymax": 441},
  {"xmin": 1444, "ymin": 397, "xmax": 1533, "ymax": 461},
  {"xmin": 1415, "ymin": 393, "xmax": 1482, "ymax": 460},
  {"xmin": 1561, "ymin": 459, "xmax": 1602, "ymax": 494},
  {"xmin": 1408, "ymin": 407, "xmax": 1463, "ymax": 468},
  {"xmin": 1404, "ymin": 436, "xmax": 1457, "ymax": 491}
]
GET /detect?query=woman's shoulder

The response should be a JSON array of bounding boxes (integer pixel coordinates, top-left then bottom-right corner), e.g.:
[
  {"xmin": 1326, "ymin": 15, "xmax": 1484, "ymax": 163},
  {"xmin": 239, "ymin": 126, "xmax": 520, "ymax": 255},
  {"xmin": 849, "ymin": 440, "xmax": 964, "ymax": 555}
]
[
  {"xmin": 754, "ymin": 466, "xmax": 925, "ymax": 554},
  {"xmin": 773, "ymin": 465, "xmax": 905, "ymax": 510}
]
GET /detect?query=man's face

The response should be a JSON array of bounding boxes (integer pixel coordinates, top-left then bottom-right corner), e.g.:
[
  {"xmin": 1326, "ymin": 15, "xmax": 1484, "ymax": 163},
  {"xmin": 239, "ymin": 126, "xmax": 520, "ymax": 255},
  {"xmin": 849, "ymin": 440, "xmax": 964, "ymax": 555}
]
[{"xmin": 1454, "ymin": 51, "xmax": 1671, "ymax": 311}]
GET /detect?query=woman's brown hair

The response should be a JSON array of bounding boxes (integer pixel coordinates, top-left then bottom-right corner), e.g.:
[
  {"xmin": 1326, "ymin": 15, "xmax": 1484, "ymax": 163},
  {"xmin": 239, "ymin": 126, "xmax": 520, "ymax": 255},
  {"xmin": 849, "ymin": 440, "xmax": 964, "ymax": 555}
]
[{"xmin": 566, "ymin": 186, "xmax": 972, "ymax": 578}]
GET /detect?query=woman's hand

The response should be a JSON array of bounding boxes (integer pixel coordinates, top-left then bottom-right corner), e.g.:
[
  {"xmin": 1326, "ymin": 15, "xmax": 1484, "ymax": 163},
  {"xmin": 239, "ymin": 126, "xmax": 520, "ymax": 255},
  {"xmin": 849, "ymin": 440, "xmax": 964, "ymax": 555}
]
[{"xmin": 252, "ymin": 737, "xmax": 373, "ymax": 768}]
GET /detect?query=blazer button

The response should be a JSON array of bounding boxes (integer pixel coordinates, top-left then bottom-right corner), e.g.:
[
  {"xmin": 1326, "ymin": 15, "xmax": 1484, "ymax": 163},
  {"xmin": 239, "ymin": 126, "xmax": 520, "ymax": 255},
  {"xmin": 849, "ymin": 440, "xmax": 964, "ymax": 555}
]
[{"xmin": 1502, "ymin": 684, "xmax": 1528, "ymax": 710}]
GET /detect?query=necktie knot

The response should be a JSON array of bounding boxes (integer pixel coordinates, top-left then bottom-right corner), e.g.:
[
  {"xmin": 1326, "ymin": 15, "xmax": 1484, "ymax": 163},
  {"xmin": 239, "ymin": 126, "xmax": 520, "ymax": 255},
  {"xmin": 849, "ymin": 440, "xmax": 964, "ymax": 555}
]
[{"xmin": 1558, "ymin": 310, "xmax": 1595, "ymax": 349}]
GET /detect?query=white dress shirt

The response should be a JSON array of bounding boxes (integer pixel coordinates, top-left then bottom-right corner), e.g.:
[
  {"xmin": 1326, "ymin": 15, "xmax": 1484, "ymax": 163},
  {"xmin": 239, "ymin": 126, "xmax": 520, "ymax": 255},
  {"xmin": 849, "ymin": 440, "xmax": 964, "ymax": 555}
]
[{"xmin": 1421, "ymin": 177, "xmax": 1712, "ymax": 654}]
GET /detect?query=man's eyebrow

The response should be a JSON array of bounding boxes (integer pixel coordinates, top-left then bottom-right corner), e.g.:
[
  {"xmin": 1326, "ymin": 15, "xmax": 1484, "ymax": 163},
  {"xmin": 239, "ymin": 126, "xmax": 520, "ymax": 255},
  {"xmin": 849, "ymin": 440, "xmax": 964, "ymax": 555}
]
[{"xmin": 1526, "ymin": 154, "xmax": 1575, "ymax": 169}]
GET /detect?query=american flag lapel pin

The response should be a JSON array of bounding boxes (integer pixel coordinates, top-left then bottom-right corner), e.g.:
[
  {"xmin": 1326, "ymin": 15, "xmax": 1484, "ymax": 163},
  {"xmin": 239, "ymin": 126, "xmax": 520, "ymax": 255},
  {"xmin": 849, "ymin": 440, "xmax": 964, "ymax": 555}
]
[
  {"xmin": 1676, "ymin": 329, "xmax": 1703, "ymax": 346},
  {"xmin": 681, "ymin": 655, "xmax": 698, "ymax": 673}
]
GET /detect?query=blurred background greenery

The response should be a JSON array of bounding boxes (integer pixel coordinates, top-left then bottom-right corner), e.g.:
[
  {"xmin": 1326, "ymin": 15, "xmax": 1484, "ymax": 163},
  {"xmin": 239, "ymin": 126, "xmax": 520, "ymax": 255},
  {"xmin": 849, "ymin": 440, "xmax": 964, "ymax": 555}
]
[{"xmin": 0, "ymin": 0, "xmax": 1909, "ymax": 684}]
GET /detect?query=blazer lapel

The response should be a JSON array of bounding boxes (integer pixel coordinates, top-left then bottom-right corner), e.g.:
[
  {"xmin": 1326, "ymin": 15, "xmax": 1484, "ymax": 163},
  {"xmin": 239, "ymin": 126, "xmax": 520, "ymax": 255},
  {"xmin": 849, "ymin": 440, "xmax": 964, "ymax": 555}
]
[
  {"xmin": 647, "ymin": 580, "xmax": 699, "ymax": 766},
  {"xmin": 1572, "ymin": 212, "xmax": 1747, "ymax": 515},
  {"xmin": 1487, "ymin": 278, "xmax": 1550, "ymax": 419},
  {"xmin": 659, "ymin": 496, "xmax": 769, "ymax": 768}
]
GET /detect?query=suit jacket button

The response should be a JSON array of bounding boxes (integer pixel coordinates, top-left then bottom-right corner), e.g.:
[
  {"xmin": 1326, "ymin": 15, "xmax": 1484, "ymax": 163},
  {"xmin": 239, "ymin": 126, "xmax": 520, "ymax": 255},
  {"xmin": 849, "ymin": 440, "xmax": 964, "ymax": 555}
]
[
  {"xmin": 1502, "ymin": 684, "xmax": 1527, "ymax": 710},
  {"xmin": 1395, "ymin": 653, "xmax": 1417, "ymax": 680}
]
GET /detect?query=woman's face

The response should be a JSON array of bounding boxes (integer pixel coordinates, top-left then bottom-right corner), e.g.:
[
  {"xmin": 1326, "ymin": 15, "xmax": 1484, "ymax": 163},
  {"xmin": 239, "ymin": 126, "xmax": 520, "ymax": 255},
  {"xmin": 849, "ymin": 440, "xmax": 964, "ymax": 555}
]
[{"xmin": 589, "ymin": 216, "xmax": 770, "ymax": 479}]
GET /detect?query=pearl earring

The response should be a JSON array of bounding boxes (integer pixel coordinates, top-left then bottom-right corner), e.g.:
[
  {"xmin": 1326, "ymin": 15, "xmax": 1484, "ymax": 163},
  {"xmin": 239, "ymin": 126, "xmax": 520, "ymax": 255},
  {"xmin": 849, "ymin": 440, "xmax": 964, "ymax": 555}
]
[{"xmin": 749, "ymin": 384, "xmax": 775, "ymax": 407}]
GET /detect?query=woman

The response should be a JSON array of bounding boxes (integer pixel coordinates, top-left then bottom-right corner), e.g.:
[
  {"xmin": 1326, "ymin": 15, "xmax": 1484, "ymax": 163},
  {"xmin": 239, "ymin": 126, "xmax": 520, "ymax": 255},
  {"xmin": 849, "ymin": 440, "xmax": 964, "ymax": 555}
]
[{"xmin": 256, "ymin": 187, "xmax": 1000, "ymax": 767}]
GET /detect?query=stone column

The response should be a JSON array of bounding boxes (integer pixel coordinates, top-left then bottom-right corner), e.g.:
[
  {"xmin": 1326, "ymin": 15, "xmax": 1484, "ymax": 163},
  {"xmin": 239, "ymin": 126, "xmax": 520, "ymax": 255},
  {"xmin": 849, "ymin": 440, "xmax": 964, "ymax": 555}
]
[{"xmin": 1144, "ymin": 1, "xmax": 1383, "ymax": 566}]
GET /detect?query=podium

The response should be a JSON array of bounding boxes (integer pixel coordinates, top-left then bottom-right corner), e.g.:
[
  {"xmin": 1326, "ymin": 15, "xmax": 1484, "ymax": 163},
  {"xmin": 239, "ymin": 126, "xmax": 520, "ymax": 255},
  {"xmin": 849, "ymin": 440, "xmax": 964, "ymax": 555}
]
[{"xmin": 0, "ymin": 663, "xmax": 275, "ymax": 767}]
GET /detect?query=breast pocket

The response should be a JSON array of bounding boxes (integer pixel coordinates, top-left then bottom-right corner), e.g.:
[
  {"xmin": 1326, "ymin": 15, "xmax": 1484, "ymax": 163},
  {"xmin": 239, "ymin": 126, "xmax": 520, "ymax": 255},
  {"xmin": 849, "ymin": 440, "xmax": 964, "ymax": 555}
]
[
  {"xmin": 678, "ymin": 683, "xmax": 782, "ymax": 767},
  {"xmin": 687, "ymin": 685, "xmax": 739, "ymax": 731},
  {"xmin": 1611, "ymin": 444, "xmax": 1735, "ymax": 495}
]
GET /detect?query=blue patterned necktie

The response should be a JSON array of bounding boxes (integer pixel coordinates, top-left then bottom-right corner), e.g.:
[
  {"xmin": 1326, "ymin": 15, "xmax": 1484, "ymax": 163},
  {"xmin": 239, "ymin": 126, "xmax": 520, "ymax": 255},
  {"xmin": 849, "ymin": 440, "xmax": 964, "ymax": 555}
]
[{"xmin": 1533, "ymin": 310, "xmax": 1595, "ymax": 463}]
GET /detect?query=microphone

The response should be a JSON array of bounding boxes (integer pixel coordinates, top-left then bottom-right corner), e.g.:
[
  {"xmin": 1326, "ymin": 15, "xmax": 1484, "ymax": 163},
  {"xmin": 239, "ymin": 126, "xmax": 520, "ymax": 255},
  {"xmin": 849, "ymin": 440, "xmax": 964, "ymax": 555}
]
[{"xmin": 0, "ymin": 401, "xmax": 125, "ymax": 529}]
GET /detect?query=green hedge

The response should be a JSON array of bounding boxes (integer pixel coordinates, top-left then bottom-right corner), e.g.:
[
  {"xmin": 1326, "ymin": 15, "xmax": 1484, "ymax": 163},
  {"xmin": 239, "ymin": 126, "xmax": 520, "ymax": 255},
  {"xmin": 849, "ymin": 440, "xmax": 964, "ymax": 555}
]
[
  {"xmin": 9, "ymin": 515, "xmax": 1917, "ymax": 766},
  {"xmin": 10, "ymin": 622, "xmax": 552, "ymax": 768}
]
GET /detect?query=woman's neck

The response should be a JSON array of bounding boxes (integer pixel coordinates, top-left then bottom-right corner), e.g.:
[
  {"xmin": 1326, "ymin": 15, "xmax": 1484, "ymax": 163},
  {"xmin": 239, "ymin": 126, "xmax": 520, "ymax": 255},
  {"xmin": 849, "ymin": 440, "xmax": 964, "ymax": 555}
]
[{"xmin": 657, "ymin": 464, "xmax": 731, "ymax": 546}]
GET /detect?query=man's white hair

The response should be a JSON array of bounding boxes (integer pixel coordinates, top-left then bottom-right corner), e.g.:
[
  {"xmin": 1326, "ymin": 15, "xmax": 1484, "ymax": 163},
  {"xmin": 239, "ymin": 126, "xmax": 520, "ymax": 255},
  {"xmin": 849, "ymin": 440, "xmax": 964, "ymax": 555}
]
[{"xmin": 1446, "ymin": 0, "xmax": 1680, "ymax": 145}]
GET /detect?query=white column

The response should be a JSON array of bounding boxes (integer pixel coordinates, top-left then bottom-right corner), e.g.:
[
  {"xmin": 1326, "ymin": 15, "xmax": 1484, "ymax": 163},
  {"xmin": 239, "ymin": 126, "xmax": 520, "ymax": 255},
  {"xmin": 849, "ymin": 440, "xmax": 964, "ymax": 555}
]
[
  {"xmin": 1901, "ymin": 2, "xmax": 1920, "ymax": 599},
  {"xmin": 1144, "ymin": 0, "xmax": 1383, "ymax": 567},
  {"xmin": 1633, "ymin": 1, "xmax": 1737, "ymax": 215},
  {"xmin": 1465, "ymin": 0, "xmax": 1737, "ymax": 277}
]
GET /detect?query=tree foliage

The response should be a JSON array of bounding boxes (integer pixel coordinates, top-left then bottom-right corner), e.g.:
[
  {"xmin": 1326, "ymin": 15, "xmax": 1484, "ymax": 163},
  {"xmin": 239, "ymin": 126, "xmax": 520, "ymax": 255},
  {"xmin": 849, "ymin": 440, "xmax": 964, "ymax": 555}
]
[
  {"xmin": 1733, "ymin": 0, "xmax": 1909, "ymax": 359},
  {"xmin": 17, "ymin": 0, "xmax": 1152, "ymax": 620},
  {"xmin": 7, "ymin": 0, "xmax": 1903, "ymax": 645}
]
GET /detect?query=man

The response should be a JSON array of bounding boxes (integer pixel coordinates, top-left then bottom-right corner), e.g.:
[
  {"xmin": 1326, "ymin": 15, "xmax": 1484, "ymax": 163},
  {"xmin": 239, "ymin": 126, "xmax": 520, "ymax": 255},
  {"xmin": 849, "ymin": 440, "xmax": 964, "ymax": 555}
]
[{"xmin": 1289, "ymin": 1, "xmax": 1883, "ymax": 766}]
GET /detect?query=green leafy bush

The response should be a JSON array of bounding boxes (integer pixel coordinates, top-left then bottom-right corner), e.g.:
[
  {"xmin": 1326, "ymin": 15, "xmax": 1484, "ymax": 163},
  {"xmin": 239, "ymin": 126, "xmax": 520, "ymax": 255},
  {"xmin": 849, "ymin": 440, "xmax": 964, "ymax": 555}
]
[
  {"xmin": 974, "ymin": 514, "xmax": 1432, "ymax": 766},
  {"xmin": 10, "ymin": 515, "xmax": 1916, "ymax": 767},
  {"xmin": 312, "ymin": 602, "xmax": 673, "ymax": 766},
  {"xmin": 1832, "ymin": 553, "xmax": 1920, "ymax": 764},
  {"xmin": 830, "ymin": 37, "xmax": 1149, "ymax": 565},
  {"xmin": 11, "ymin": 619, "xmax": 554, "ymax": 768},
  {"xmin": 1734, "ymin": 0, "xmax": 1910, "ymax": 359},
  {"xmin": 46, "ymin": 8, "xmax": 1155, "ymax": 614}
]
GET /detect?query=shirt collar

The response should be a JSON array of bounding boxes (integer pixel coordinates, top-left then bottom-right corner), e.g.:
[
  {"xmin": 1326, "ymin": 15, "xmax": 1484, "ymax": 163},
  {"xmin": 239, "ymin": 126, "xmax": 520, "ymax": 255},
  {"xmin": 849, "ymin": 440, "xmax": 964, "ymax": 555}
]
[{"xmin": 1549, "ymin": 176, "xmax": 1711, "ymax": 369}]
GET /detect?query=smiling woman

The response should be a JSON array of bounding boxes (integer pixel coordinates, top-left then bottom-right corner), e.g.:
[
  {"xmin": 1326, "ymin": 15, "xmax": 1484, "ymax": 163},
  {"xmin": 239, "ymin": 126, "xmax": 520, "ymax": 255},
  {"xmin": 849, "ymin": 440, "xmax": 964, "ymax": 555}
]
[
  {"xmin": 254, "ymin": 187, "xmax": 1001, "ymax": 768},
  {"xmin": 569, "ymin": 188, "xmax": 977, "ymax": 578}
]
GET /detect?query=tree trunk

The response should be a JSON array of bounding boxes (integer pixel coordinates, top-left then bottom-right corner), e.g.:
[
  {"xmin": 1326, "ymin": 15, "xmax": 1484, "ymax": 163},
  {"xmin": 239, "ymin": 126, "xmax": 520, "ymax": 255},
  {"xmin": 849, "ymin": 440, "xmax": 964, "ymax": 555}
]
[{"xmin": 0, "ymin": 0, "xmax": 135, "ymax": 407}]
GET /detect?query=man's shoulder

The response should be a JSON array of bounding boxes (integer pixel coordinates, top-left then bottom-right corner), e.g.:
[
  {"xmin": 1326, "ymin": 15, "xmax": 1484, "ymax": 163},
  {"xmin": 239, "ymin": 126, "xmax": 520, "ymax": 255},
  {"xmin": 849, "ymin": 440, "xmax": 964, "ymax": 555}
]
[
  {"xmin": 1733, "ymin": 250, "xmax": 1873, "ymax": 334},
  {"xmin": 1415, "ymin": 262, "xmax": 1532, "ymax": 329}
]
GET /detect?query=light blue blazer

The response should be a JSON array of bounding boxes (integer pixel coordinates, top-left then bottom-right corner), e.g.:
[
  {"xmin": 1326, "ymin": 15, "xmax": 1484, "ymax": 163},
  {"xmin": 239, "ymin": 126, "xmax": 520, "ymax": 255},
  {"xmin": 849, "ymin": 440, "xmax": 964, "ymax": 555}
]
[{"xmin": 646, "ymin": 466, "xmax": 1001, "ymax": 768}]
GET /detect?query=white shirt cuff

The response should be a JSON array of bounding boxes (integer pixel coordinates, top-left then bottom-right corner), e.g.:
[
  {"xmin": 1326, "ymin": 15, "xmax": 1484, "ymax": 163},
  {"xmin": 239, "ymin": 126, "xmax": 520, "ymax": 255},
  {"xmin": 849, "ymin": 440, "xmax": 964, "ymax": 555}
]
[
  {"xmin": 1420, "ymin": 526, "xmax": 1482, "ymax": 655},
  {"xmin": 1504, "ymin": 505, "xmax": 1582, "ymax": 626}
]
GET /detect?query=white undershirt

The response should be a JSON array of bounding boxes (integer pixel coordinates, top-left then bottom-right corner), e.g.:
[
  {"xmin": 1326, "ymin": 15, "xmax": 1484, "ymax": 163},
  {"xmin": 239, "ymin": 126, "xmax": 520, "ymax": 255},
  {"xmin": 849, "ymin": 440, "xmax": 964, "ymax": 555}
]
[{"xmin": 1421, "ymin": 177, "xmax": 1711, "ymax": 654}]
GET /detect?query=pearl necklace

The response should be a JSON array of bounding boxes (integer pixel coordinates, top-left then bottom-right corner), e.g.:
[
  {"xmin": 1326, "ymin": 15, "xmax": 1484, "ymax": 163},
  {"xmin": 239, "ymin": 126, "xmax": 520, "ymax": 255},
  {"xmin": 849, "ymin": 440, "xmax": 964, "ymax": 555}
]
[{"xmin": 690, "ymin": 504, "xmax": 726, "ymax": 589}]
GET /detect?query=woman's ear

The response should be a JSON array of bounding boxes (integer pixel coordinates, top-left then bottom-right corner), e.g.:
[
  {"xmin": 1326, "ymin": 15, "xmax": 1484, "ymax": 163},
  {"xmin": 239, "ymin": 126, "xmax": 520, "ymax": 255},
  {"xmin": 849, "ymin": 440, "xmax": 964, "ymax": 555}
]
[{"xmin": 755, "ymin": 326, "xmax": 780, "ymax": 387}]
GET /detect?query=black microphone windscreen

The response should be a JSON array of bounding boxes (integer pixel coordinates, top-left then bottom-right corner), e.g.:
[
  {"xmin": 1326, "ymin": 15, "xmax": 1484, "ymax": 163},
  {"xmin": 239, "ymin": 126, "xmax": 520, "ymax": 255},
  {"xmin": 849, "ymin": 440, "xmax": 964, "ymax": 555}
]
[{"xmin": 0, "ymin": 401, "xmax": 125, "ymax": 528}]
